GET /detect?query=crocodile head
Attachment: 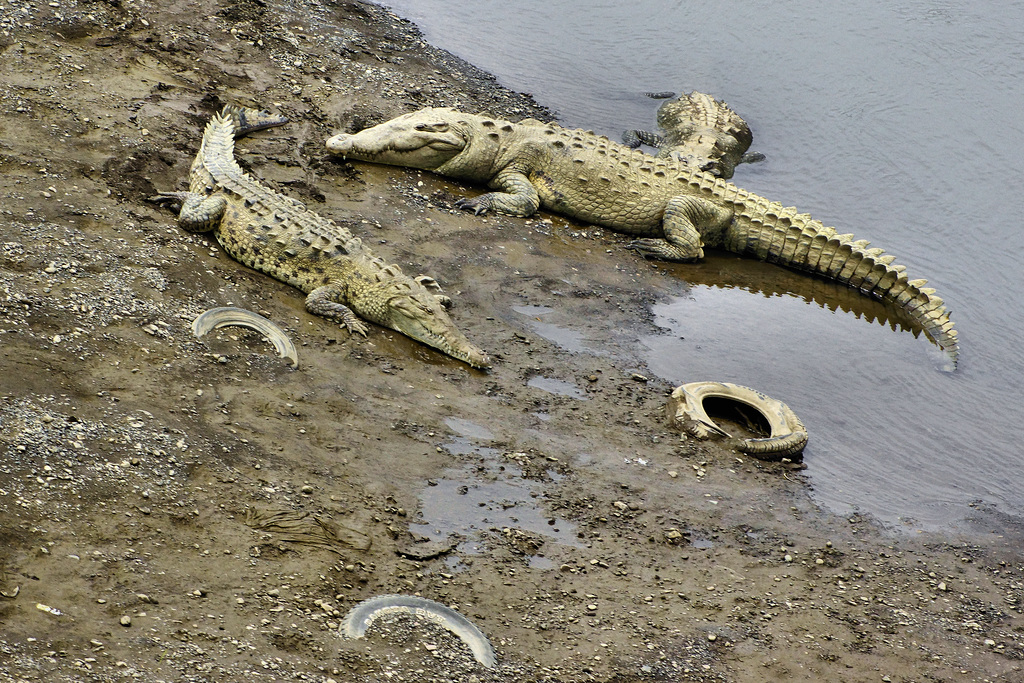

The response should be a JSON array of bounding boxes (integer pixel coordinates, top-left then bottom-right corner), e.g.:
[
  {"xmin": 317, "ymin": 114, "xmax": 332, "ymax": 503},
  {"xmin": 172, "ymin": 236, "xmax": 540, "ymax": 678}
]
[
  {"xmin": 368, "ymin": 286, "xmax": 490, "ymax": 369},
  {"xmin": 325, "ymin": 109, "xmax": 469, "ymax": 171}
]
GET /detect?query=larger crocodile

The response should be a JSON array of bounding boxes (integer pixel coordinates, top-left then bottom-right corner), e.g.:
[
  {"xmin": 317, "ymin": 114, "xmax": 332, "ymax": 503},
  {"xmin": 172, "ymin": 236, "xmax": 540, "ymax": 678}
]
[
  {"xmin": 325, "ymin": 108, "xmax": 958, "ymax": 367},
  {"xmin": 152, "ymin": 106, "xmax": 489, "ymax": 369},
  {"xmin": 623, "ymin": 91, "xmax": 764, "ymax": 179}
]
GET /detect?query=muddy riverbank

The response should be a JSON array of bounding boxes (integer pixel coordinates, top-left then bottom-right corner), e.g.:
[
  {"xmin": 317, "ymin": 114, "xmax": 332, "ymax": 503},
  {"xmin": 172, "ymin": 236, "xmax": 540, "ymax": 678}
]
[{"xmin": 1, "ymin": 1, "xmax": 1022, "ymax": 681}]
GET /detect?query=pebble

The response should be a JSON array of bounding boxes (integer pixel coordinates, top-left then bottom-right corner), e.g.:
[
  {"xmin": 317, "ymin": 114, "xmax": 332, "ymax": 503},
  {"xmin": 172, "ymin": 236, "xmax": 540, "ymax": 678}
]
[{"xmin": 119, "ymin": 616, "xmax": 132, "ymax": 627}]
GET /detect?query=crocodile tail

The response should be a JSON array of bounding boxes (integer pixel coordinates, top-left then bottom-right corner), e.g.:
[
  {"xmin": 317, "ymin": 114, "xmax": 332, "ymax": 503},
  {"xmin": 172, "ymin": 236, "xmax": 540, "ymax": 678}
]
[{"xmin": 722, "ymin": 193, "xmax": 959, "ymax": 368}]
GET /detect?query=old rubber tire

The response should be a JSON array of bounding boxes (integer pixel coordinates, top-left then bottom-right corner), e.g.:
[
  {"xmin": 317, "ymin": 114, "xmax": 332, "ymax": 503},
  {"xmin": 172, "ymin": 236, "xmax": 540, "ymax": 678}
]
[{"xmin": 667, "ymin": 381, "xmax": 808, "ymax": 459}]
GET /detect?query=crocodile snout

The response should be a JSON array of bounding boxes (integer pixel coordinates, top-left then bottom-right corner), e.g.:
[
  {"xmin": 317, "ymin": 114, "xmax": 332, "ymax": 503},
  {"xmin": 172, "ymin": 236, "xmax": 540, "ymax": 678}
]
[{"xmin": 325, "ymin": 133, "xmax": 353, "ymax": 154}]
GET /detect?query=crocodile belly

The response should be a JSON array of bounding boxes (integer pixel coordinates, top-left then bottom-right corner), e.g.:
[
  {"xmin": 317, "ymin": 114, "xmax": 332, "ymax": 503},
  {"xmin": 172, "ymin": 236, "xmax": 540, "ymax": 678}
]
[{"xmin": 533, "ymin": 172, "xmax": 665, "ymax": 235}]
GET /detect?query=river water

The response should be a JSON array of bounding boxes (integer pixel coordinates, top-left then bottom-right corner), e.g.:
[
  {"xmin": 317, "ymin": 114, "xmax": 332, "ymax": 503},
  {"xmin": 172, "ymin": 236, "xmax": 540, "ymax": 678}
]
[{"xmin": 377, "ymin": 0, "xmax": 1024, "ymax": 532}]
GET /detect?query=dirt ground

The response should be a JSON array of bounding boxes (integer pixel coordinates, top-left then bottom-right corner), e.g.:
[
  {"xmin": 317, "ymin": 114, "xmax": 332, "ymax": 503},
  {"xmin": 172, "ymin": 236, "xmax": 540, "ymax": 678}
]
[{"xmin": 1, "ymin": 1, "xmax": 1022, "ymax": 681}]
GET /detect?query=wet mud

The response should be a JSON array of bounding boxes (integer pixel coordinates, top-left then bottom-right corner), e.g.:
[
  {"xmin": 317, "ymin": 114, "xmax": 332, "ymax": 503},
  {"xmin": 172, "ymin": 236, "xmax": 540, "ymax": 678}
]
[{"xmin": 1, "ymin": 1, "xmax": 1022, "ymax": 681}]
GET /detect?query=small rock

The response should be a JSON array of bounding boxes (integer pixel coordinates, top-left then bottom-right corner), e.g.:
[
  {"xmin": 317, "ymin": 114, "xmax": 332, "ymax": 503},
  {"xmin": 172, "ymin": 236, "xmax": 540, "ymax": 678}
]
[{"xmin": 119, "ymin": 616, "xmax": 132, "ymax": 627}]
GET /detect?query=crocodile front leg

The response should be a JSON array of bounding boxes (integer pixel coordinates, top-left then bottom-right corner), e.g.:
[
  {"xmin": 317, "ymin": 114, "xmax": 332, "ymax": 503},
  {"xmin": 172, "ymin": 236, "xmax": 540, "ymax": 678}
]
[
  {"xmin": 628, "ymin": 195, "xmax": 733, "ymax": 262},
  {"xmin": 305, "ymin": 284, "xmax": 369, "ymax": 336},
  {"xmin": 151, "ymin": 191, "xmax": 227, "ymax": 233},
  {"xmin": 454, "ymin": 169, "xmax": 540, "ymax": 217}
]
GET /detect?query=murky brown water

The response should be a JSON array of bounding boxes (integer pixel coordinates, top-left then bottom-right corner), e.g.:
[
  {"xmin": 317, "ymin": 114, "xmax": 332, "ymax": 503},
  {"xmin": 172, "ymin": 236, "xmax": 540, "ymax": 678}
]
[{"xmin": 381, "ymin": 0, "xmax": 1024, "ymax": 531}]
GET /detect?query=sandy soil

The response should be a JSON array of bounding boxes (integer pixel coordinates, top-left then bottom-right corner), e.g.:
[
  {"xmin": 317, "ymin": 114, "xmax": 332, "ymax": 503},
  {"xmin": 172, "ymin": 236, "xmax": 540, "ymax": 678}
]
[{"xmin": 1, "ymin": 1, "xmax": 1022, "ymax": 681}]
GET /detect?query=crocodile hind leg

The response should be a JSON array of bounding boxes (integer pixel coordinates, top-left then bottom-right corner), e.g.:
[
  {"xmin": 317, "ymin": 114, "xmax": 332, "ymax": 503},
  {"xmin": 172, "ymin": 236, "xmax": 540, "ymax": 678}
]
[
  {"xmin": 305, "ymin": 284, "xmax": 370, "ymax": 336},
  {"xmin": 628, "ymin": 195, "xmax": 733, "ymax": 262},
  {"xmin": 150, "ymin": 191, "xmax": 227, "ymax": 233},
  {"xmin": 621, "ymin": 129, "xmax": 665, "ymax": 149}
]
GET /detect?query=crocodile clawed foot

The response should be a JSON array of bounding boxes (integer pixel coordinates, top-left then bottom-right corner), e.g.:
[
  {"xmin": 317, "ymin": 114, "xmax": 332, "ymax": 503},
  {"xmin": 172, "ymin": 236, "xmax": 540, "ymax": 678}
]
[
  {"xmin": 345, "ymin": 319, "xmax": 369, "ymax": 337},
  {"xmin": 739, "ymin": 151, "xmax": 767, "ymax": 165},
  {"xmin": 454, "ymin": 197, "xmax": 490, "ymax": 216},
  {"xmin": 149, "ymin": 191, "xmax": 189, "ymax": 209},
  {"xmin": 627, "ymin": 239, "xmax": 702, "ymax": 262},
  {"xmin": 415, "ymin": 275, "xmax": 443, "ymax": 293}
]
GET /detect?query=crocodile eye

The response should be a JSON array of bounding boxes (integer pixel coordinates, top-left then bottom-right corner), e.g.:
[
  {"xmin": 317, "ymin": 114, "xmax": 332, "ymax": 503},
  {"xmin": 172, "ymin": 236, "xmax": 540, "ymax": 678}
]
[{"xmin": 414, "ymin": 123, "xmax": 450, "ymax": 133}]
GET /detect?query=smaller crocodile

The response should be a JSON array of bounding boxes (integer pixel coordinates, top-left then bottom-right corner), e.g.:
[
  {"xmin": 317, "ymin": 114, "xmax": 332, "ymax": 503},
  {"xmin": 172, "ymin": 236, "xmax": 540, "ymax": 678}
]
[
  {"xmin": 152, "ymin": 106, "xmax": 489, "ymax": 369},
  {"xmin": 623, "ymin": 91, "xmax": 764, "ymax": 179}
]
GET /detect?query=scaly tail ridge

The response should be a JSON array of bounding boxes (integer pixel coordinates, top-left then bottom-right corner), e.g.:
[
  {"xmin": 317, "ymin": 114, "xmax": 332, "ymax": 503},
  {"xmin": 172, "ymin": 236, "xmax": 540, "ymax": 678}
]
[{"xmin": 723, "ymin": 200, "xmax": 959, "ymax": 368}]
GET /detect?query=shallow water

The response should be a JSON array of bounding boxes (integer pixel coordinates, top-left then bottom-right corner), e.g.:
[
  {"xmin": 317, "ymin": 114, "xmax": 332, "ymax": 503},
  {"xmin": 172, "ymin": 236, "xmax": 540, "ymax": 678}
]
[
  {"xmin": 411, "ymin": 421, "xmax": 578, "ymax": 554},
  {"xmin": 380, "ymin": 0, "xmax": 1024, "ymax": 531}
]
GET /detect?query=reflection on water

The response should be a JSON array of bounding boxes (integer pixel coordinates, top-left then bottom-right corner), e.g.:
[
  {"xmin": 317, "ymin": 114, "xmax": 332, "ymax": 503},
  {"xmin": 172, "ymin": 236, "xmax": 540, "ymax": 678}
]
[
  {"xmin": 514, "ymin": 304, "xmax": 599, "ymax": 354},
  {"xmin": 411, "ymin": 464, "xmax": 579, "ymax": 552},
  {"xmin": 659, "ymin": 253, "xmax": 927, "ymax": 341},
  {"xmin": 527, "ymin": 375, "xmax": 589, "ymax": 400},
  {"xmin": 381, "ymin": 0, "xmax": 1024, "ymax": 531},
  {"xmin": 444, "ymin": 416, "xmax": 495, "ymax": 442},
  {"xmin": 413, "ymin": 423, "xmax": 578, "ymax": 555}
]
